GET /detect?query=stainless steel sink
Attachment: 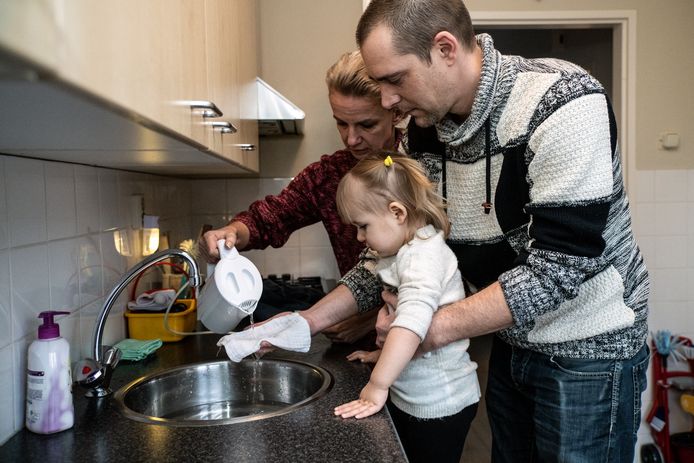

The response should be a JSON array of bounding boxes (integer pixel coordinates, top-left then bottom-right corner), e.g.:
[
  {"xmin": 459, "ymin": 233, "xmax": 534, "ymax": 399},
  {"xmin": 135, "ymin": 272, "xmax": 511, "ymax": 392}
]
[{"xmin": 113, "ymin": 359, "xmax": 333, "ymax": 426}]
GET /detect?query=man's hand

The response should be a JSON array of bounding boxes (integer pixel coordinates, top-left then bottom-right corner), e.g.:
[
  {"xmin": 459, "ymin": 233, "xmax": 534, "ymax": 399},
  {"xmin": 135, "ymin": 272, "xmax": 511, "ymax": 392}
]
[{"xmin": 323, "ymin": 310, "xmax": 377, "ymax": 344}]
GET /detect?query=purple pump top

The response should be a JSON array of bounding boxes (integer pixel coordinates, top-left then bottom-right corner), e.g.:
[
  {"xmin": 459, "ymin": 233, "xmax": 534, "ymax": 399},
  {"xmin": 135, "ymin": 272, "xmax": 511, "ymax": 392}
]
[{"xmin": 37, "ymin": 311, "xmax": 70, "ymax": 340}]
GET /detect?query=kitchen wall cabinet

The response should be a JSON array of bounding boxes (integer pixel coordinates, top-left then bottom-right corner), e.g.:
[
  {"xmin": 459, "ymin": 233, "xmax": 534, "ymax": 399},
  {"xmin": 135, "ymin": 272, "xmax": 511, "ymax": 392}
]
[{"xmin": 0, "ymin": 0, "xmax": 259, "ymax": 176}]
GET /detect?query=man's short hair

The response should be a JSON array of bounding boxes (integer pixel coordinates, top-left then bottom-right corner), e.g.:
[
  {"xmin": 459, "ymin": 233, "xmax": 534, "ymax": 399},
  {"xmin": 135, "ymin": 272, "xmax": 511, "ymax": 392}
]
[{"xmin": 357, "ymin": 0, "xmax": 476, "ymax": 64}]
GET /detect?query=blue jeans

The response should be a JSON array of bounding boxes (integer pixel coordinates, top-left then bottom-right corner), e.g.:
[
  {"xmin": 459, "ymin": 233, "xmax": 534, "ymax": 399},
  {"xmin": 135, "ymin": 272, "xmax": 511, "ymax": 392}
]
[{"xmin": 486, "ymin": 337, "xmax": 649, "ymax": 463}]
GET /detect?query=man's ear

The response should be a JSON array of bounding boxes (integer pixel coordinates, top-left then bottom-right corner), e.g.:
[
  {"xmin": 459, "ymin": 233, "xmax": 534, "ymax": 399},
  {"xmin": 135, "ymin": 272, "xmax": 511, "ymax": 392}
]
[
  {"xmin": 432, "ymin": 31, "xmax": 459, "ymax": 64},
  {"xmin": 389, "ymin": 201, "xmax": 408, "ymax": 224}
]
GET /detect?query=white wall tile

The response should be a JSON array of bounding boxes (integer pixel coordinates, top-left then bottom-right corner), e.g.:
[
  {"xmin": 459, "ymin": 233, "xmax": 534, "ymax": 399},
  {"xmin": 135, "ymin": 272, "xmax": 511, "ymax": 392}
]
[
  {"xmin": 6, "ymin": 157, "xmax": 46, "ymax": 247},
  {"xmin": 98, "ymin": 169, "xmax": 120, "ymax": 231},
  {"xmin": 117, "ymin": 171, "xmax": 153, "ymax": 227},
  {"xmin": 259, "ymin": 178, "xmax": 290, "ymax": 197},
  {"xmin": 299, "ymin": 246, "xmax": 340, "ymax": 280},
  {"xmin": 263, "ymin": 247, "xmax": 300, "ymax": 278},
  {"xmin": 240, "ymin": 249, "xmax": 266, "ymax": 278},
  {"xmin": 12, "ymin": 336, "xmax": 28, "ymax": 433},
  {"xmin": 48, "ymin": 239, "xmax": 81, "ymax": 311},
  {"xmin": 654, "ymin": 202, "xmax": 689, "ymax": 235},
  {"xmin": 74, "ymin": 165, "xmax": 100, "ymax": 234},
  {"xmin": 45, "ymin": 163, "xmax": 77, "ymax": 241},
  {"xmin": 77, "ymin": 235, "xmax": 103, "ymax": 307},
  {"xmin": 632, "ymin": 203, "xmax": 657, "ymax": 236},
  {"xmin": 189, "ymin": 214, "xmax": 230, "ymax": 238},
  {"xmin": 227, "ymin": 178, "xmax": 261, "ymax": 213},
  {"xmin": 79, "ymin": 299, "xmax": 124, "ymax": 358},
  {"xmin": 0, "ymin": 344, "xmax": 14, "ymax": 445},
  {"xmin": 688, "ymin": 170, "xmax": 694, "ymax": 202},
  {"xmin": 654, "ymin": 170, "xmax": 688, "ymax": 202},
  {"xmin": 57, "ymin": 312, "xmax": 81, "ymax": 364},
  {"xmin": 191, "ymin": 179, "xmax": 227, "ymax": 214},
  {"xmin": 299, "ymin": 222, "xmax": 332, "ymax": 247},
  {"xmin": 637, "ymin": 236, "xmax": 656, "ymax": 272},
  {"xmin": 649, "ymin": 268, "xmax": 688, "ymax": 302},
  {"xmin": 0, "ymin": 250, "xmax": 10, "ymax": 349},
  {"xmin": 648, "ymin": 301, "xmax": 690, "ymax": 333},
  {"xmin": 10, "ymin": 244, "xmax": 49, "ymax": 341},
  {"xmin": 631, "ymin": 170, "xmax": 654, "ymax": 203},
  {"xmin": 0, "ymin": 158, "xmax": 8, "ymax": 250},
  {"xmin": 653, "ymin": 236, "xmax": 688, "ymax": 268},
  {"xmin": 99, "ymin": 231, "xmax": 126, "ymax": 294}
]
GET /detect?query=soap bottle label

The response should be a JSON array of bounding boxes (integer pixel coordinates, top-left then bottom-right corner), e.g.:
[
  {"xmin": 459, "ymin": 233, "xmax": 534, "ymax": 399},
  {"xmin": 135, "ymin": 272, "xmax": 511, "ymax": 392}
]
[{"xmin": 26, "ymin": 369, "xmax": 46, "ymax": 426}]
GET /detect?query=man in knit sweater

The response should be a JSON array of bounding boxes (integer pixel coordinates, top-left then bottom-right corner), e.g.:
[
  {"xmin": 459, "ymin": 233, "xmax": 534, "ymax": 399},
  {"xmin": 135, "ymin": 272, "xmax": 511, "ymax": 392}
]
[{"xmin": 351, "ymin": 1, "xmax": 650, "ymax": 462}]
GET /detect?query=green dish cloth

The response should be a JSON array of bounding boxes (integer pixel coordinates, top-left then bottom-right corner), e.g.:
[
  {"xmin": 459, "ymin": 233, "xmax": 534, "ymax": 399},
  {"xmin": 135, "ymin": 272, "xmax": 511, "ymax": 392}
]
[{"xmin": 114, "ymin": 338, "xmax": 163, "ymax": 361}]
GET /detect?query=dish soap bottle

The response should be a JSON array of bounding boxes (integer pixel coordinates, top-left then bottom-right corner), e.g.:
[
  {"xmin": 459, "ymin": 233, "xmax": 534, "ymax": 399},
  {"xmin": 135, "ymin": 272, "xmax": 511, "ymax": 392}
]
[{"xmin": 25, "ymin": 311, "xmax": 74, "ymax": 434}]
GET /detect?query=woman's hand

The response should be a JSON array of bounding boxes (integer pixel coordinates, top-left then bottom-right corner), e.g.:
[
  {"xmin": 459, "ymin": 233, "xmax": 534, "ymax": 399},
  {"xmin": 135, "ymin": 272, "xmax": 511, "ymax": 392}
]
[
  {"xmin": 334, "ymin": 381, "xmax": 389, "ymax": 419},
  {"xmin": 197, "ymin": 222, "xmax": 248, "ymax": 263}
]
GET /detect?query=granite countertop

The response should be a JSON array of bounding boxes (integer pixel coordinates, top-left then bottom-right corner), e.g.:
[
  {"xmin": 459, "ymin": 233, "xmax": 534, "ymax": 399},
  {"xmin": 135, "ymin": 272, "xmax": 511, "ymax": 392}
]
[{"xmin": 0, "ymin": 332, "xmax": 407, "ymax": 462}]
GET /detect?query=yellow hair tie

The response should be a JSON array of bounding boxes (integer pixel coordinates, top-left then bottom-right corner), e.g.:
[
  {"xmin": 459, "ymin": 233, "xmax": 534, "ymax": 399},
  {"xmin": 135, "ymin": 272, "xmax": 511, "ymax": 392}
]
[{"xmin": 384, "ymin": 155, "xmax": 394, "ymax": 167}]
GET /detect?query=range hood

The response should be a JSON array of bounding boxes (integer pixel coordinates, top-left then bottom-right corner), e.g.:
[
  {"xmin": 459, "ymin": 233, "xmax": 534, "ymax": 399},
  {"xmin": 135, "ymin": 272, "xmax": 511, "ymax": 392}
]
[{"xmin": 256, "ymin": 77, "xmax": 305, "ymax": 136}]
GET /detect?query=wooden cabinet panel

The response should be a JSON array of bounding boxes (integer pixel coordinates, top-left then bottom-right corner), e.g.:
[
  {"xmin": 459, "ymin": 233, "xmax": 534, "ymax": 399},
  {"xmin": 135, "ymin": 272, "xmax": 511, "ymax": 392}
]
[{"xmin": 237, "ymin": 0, "xmax": 260, "ymax": 169}]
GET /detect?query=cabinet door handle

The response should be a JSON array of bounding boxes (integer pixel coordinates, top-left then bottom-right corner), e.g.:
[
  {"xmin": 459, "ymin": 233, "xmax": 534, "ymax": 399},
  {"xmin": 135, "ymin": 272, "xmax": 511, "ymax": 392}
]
[
  {"xmin": 237, "ymin": 144, "xmax": 256, "ymax": 151},
  {"xmin": 188, "ymin": 100, "xmax": 223, "ymax": 118},
  {"xmin": 208, "ymin": 121, "xmax": 238, "ymax": 134}
]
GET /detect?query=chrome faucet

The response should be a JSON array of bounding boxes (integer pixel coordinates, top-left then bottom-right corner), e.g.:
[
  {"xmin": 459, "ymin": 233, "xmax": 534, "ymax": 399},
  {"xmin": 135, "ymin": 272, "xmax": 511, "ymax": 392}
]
[{"xmin": 77, "ymin": 248, "xmax": 202, "ymax": 398}]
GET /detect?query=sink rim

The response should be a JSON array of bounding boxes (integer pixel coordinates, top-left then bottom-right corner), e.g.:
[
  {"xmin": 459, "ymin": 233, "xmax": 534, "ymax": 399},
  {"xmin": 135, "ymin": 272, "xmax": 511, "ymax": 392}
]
[{"xmin": 113, "ymin": 358, "xmax": 333, "ymax": 427}]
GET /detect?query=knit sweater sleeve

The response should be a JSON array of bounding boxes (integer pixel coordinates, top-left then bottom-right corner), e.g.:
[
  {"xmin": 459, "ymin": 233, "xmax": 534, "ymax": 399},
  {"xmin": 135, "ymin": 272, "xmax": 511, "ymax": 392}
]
[
  {"xmin": 338, "ymin": 248, "xmax": 383, "ymax": 312},
  {"xmin": 498, "ymin": 88, "xmax": 614, "ymax": 327},
  {"xmin": 233, "ymin": 153, "xmax": 339, "ymax": 250}
]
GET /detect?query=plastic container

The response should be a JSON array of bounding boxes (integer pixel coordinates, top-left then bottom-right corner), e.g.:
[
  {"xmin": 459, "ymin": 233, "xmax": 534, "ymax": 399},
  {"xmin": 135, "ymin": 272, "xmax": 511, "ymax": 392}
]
[
  {"xmin": 26, "ymin": 311, "xmax": 74, "ymax": 434},
  {"xmin": 125, "ymin": 299, "xmax": 196, "ymax": 342}
]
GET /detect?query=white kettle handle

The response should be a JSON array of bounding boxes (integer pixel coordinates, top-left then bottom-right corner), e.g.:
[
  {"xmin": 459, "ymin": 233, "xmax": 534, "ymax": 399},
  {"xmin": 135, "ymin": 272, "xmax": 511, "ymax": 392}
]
[
  {"xmin": 216, "ymin": 238, "xmax": 240, "ymax": 260},
  {"xmin": 207, "ymin": 239, "xmax": 239, "ymax": 277}
]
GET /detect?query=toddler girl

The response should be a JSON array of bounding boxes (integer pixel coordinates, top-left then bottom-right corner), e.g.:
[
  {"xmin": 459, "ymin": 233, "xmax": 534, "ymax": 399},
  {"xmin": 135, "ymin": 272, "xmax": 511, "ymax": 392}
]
[{"xmin": 333, "ymin": 152, "xmax": 480, "ymax": 463}]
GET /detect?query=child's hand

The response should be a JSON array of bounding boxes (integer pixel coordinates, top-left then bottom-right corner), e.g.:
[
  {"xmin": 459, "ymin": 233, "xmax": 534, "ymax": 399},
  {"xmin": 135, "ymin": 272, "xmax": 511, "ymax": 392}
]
[
  {"xmin": 346, "ymin": 349, "xmax": 381, "ymax": 364},
  {"xmin": 334, "ymin": 382, "xmax": 388, "ymax": 419}
]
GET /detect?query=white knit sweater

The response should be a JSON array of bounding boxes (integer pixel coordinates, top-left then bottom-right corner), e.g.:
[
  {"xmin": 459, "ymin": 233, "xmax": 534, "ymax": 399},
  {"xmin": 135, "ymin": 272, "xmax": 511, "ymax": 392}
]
[{"xmin": 376, "ymin": 225, "xmax": 480, "ymax": 419}]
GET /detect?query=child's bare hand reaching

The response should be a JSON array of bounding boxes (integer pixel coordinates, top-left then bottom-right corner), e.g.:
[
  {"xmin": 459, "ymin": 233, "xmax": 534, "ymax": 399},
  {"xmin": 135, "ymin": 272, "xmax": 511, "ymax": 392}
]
[
  {"xmin": 346, "ymin": 349, "xmax": 381, "ymax": 364},
  {"xmin": 334, "ymin": 381, "xmax": 388, "ymax": 419}
]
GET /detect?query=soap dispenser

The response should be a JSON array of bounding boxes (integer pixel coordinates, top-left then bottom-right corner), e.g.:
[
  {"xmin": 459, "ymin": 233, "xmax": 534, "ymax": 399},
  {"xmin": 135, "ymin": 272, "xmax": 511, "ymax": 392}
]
[{"xmin": 26, "ymin": 311, "xmax": 74, "ymax": 434}]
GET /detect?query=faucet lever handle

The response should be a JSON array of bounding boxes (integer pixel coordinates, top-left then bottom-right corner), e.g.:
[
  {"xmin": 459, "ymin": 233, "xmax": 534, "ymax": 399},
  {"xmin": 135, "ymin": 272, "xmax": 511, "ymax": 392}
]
[{"xmin": 102, "ymin": 346, "xmax": 122, "ymax": 369}]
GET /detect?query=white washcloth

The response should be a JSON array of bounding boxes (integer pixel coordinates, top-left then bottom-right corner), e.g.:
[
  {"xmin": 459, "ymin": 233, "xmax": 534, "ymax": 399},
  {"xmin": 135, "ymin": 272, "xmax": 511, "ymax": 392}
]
[
  {"xmin": 127, "ymin": 289, "xmax": 177, "ymax": 311},
  {"xmin": 217, "ymin": 313, "xmax": 311, "ymax": 362}
]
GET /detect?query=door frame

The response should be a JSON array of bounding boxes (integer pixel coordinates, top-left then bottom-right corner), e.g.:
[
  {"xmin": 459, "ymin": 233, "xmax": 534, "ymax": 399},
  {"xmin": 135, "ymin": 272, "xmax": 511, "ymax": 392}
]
[{"xmin": 470, "ymin": 10, "xmax": 637, "ymax": 189}]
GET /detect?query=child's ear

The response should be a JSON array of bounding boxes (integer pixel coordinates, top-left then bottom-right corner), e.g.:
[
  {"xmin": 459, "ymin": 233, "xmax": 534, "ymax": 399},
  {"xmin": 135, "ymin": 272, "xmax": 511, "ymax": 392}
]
[{"xmin": 389, "ymin": 202, "xmax": 408, "ymax": 224}]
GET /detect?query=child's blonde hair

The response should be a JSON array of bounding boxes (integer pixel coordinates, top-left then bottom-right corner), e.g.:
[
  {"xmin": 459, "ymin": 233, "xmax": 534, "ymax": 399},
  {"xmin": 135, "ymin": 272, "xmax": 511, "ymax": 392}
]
[{"xmin": 336, "ymin": 151, "xmax": 450, "ymax": 237}]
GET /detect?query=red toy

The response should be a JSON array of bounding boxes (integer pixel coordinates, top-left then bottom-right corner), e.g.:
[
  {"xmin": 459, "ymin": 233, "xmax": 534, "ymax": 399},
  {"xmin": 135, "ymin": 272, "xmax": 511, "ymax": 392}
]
[{"xmin": 641, "ymin": 335, "xmax": 694, "ymax": 463}]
